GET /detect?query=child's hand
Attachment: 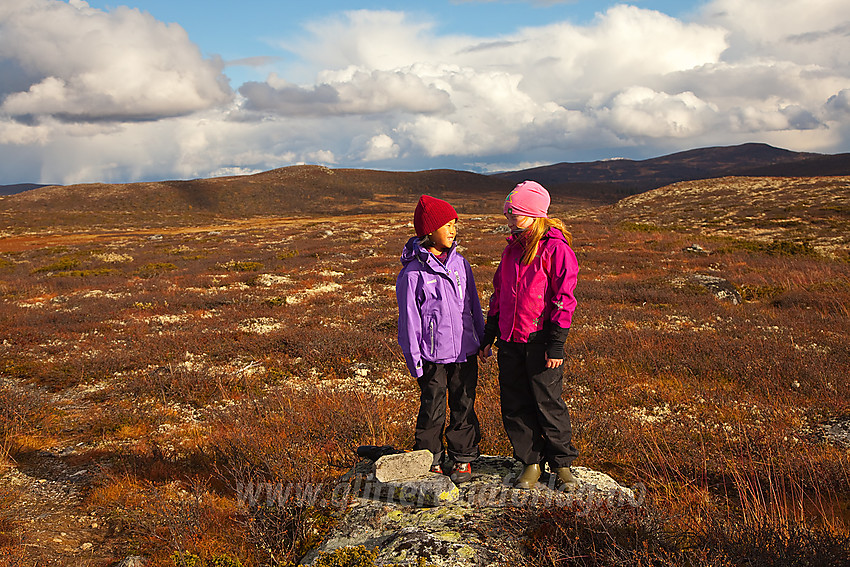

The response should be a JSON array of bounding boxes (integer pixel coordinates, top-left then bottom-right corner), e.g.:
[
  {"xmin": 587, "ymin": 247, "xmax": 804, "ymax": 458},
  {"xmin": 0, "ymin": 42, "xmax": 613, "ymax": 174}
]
[
  {"xmin": 545, "ymin": 353, "xmax": 563, "ymax": 368},
  {"xmin": 478, "ymin": 345, "xmax": 492, "ymax": 361}
]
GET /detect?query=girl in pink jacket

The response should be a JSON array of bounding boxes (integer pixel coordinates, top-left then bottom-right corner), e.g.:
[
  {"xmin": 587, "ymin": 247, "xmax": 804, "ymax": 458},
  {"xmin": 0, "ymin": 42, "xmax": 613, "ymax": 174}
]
[{"xmin": 480, "ymin": 181, "xmax": 580, "ymax": 490}]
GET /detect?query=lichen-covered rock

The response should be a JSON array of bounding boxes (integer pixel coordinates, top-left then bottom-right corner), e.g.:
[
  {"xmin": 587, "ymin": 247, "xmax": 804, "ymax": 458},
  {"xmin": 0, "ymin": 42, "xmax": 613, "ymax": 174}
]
[
  {"xmin": 691, "ymin": 274, "xmax": 742, "ymax": 304},
  {"xmin": 300, "ymin": 456, "xmax": 642, "ymax": 565},
  {"xmin": 361, "ymin": 473, "xmax": 460, "ymax": 507},
  {"xmin": 821, "ymin": 418, "xmax": 850, "ymax": 447},
  {"xmin": 344, "ymin": 457, "xmax": 459, "ymax": 507},
  {"xmin": 683, "ymin": 243, "xmax": 710, "ymax": 255}
]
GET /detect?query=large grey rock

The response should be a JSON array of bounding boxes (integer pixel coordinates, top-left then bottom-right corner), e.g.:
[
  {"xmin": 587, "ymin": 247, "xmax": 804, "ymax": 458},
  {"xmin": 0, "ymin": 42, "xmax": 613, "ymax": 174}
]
[
  {"xmin": 691, "ymin": 274, "xmax": 742, "ymax": 304},
  {"xmin": 301, "ymin": 456, "xmax": 643, "ymax": 566}
]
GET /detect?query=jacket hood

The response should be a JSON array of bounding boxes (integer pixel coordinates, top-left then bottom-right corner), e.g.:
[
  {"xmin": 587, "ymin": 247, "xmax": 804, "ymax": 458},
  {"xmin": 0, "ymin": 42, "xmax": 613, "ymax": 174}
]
[{"xmin": 400, "ymin": 236, "xmax": 457, "ymax": 267}]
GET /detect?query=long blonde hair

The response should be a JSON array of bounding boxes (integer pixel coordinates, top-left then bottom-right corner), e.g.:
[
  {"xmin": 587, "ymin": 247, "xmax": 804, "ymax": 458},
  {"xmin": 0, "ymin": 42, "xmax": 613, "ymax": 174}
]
[{"xmin": 519, "ymin": 217, "xmax": 572, "ymax": 265}]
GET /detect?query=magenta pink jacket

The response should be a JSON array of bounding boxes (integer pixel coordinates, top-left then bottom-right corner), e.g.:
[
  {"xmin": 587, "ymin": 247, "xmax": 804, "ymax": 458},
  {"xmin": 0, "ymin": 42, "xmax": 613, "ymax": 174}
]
[{"xmin": 488, "ymin": 227, "xmax": 578, "ymax": 343}]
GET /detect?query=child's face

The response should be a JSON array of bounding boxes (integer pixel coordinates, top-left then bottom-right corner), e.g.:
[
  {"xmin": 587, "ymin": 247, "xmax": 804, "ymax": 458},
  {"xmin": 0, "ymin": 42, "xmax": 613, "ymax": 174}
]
[
  {"xmin": 505, "ymin": 212, "xmax": 534, "ymax": 231},
  {"xmin": 428, "ymin": 218, "xmax": 456, "ymax": 252}
]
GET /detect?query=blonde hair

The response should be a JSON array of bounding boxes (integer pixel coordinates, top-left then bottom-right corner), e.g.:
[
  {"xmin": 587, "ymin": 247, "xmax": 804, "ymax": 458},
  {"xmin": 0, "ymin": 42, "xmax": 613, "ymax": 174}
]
[{"xmin": 519, "ymin": 217, "xmax": 572, "ymax": 265}]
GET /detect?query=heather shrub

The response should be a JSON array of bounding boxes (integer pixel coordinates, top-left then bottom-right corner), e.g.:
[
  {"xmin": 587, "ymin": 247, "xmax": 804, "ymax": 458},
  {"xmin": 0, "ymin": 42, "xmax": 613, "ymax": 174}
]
[
  {"xmin": 217, "ymin": 261, "xmax": 264, "ymax": 272},
  {"xmin": 31, "ymin": 256, "xmax": 81, "ymax": 273},
  {"xmin": 491, "ymin": 504, "xmax": 675, "ymax": 567}
]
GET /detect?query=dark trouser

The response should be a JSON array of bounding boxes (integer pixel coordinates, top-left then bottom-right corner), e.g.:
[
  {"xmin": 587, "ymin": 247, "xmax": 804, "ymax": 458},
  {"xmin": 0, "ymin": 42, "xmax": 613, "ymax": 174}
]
[
  {"xmin": 414, "ymin": 357, "xmax": 481, "ymax": 465},
  {"xmin": 497, "ymin": 341, "xmax": 579, "ymax": 468}
]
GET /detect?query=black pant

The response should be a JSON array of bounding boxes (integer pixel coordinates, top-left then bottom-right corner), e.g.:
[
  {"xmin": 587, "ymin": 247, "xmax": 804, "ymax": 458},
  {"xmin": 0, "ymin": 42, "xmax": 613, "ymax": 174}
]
[
  {"xmin": 497, "ymin": 341, "xmax": 579, "ymax": 468},
  {"xmin": 414, "ymin": 357, "xmax": 481, "ymax": 465}
]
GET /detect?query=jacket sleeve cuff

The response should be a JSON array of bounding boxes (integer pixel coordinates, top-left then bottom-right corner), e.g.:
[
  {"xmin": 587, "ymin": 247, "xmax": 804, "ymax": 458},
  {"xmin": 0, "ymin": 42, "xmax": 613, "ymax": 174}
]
[
  {"xmin": 481, "ymin": 314, "xmax": 499, "ymax": 347},
  {"xmin": 545, "ymin": 324, "xmax": 570, "ymax": 359},
  {"xmin": 404, "ymin": 353, "xmax": 424, "ymax": 377}
]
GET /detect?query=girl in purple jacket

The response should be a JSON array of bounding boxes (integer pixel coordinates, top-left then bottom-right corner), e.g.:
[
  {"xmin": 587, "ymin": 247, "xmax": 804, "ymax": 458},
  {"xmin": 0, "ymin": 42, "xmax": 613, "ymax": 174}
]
[
  {"xmin": 396, "ymin": 195, "xmax": 485, "ymax": 483},
  {"xmin": 479, "ymin": 181, "xmax": 580, "ymax": 490}
]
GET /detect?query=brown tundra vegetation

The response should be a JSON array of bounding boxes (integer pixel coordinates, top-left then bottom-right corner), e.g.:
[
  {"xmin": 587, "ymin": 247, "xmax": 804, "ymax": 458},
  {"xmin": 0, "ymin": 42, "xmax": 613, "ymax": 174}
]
[{"xmin": 0, "ymin": 173, "xmax": 848, "ymax": 566}]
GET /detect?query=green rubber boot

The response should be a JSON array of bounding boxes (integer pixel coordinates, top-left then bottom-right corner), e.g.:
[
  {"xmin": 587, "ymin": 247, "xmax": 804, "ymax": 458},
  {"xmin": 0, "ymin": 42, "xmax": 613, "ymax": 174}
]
[
  {"xmin": 556, "ymin": 466, "xmax": 579, "ymax": 491},
  {"xmin": 514, "ymin": 463, "xmax": 541, "ymax": 489}
]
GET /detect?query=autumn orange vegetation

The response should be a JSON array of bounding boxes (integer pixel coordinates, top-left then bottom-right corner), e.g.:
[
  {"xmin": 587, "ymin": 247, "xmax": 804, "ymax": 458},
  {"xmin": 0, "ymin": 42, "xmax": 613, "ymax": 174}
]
[{"xmin": 0, "ymin": 201, "xmax": 848, "ymax": 565}]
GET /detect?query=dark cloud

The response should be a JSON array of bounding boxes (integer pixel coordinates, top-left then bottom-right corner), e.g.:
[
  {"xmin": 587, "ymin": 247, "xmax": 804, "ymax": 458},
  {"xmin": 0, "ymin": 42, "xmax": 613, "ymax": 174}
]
[
  {"xmin": 787, "ymin": 22, "xmax": 850, "ymax": 44},
  {"xmin": 239, "ymin": 82, "xmax": 340, "ymax": 115}
]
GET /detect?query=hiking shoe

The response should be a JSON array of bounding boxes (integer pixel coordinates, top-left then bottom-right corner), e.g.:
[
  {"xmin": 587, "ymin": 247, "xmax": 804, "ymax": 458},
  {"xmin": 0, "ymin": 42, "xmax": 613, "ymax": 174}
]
[
  {"xmin": 449, "ymin": 462, "xmax": 472, "ymax": 483},
  {"xmin": 429, "ymin": 464, "xmax": 444, "ymax": 474},
  {"xmin": 555, "ymin": 466, "xmax": 579, "ymax": 491},
  {"xmin": 514, "ymin": 463, "xmax": 541, "ymax": 489}
]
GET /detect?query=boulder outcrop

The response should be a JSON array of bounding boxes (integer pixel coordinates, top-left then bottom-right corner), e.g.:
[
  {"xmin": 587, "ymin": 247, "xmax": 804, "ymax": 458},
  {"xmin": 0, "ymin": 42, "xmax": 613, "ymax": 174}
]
[{"xmin": 300, "ymin": 455, "xmax": 642, "ymax": 566}]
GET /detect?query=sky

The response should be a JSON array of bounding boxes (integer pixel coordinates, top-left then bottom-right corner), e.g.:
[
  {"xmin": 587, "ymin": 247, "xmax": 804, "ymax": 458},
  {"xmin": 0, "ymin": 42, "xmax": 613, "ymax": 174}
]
[{"xmin": 1, "ymin": 0, "xmax": 849, "ymax": 185}]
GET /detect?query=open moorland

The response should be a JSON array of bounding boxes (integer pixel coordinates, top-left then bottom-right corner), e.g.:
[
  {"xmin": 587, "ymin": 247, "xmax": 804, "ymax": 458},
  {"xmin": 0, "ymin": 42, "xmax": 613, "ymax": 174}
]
[{"xmin": 0, "ymin": 174, "xmax": 849, "ymax": 566}]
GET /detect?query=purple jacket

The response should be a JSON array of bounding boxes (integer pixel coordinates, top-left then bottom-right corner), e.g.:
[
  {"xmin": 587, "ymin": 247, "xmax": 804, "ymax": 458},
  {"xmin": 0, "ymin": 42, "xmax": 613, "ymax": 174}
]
[
  {"xmin": 488, "ymin": 227, "xmax": 578, "ymax": 343},
  {"xmin": 396, "ymin": 236, "xmax": 485, "ymax": 377}
]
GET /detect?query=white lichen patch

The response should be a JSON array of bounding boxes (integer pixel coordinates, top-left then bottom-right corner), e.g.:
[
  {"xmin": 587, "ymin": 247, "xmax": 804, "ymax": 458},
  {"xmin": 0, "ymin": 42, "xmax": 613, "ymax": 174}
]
[
  {"xmin": 627, "ymin": 403, "xmax": 672, "ymax": 424},
  {"xmin": 94, "ymin": 252, "xmax": 133, "ymax": 263},
  {"xmin": 286, "ymin": 282, "xmax": 343, "ymax": 304},
  {"xmin": 254, "ymin": 273, "xmax": 293, "ymax": 287},
  {"xmin": 176, "ymin": 352, "xmax": 207, "ymax": 372},
  {"xmin": 582, "ymin": 314, "xmax": 719, "ymax": 334},
  {"xmin": 279, "ymin": 366, "xmax": 407, "ymax": 397},
  {"xmin": 658, "ymin": 314, "xmax": 719, "ymax": 333},
  {"xmin": 17, "ymin": 299, "xmax": 46, "ymax": 308},
  {"xmin": 147, "ymin": 314, "xmax": 188, "ymax": 325},
  {"xmin": 238, "ymin": 317, "xmax": 282, "ymax": 334},
  {"xmin": 81, "ymin": 289, "xmax": 130, "ymax": 300},
  {"xmin": 793, "ymin": 342, "xmax": 831, "ymax": 355}
]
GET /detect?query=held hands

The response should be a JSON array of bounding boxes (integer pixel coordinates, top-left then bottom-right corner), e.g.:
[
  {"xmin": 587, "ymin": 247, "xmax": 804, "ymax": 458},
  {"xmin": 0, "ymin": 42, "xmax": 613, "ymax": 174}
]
[{"xmin": 478, "ymin": 344, "xmax": 492, "ymax": 361}]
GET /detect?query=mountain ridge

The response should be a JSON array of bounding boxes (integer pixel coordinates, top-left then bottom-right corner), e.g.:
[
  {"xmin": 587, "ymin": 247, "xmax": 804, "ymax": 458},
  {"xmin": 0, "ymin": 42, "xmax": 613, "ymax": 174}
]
[
  {"xmin": 492, "ymin": 142, "xmax": 850, "ymax": 192},
  {"xmin": 0, "ymin": 183, "xmax": 49, "ymax": 196},
  {"xmin": 3, "ymin": 143, "xmax": 850, "ymax": 231}
]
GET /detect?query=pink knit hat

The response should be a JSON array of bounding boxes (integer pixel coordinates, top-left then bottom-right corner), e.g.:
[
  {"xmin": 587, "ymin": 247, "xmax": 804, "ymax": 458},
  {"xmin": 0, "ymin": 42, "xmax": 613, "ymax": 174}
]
[
  {"xmin": 414, "ymin": 195, "xmax": 458, "ymax": 237},
  {"xmin": 504, "ymin": 180, "xmax": 550, "ymax": 218}
]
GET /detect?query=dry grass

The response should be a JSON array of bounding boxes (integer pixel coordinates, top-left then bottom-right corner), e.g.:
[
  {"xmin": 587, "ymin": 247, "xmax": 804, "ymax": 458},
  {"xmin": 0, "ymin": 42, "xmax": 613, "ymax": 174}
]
[{"xmin": 0, "ymin": 181, "xmax": 849, "ymax": 565}]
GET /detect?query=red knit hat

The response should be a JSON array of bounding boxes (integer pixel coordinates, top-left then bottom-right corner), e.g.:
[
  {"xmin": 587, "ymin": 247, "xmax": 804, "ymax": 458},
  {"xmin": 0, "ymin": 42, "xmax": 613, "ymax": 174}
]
[{"xmin": 414, "ymin": 195, "xmax": 458, "ymax": 237}]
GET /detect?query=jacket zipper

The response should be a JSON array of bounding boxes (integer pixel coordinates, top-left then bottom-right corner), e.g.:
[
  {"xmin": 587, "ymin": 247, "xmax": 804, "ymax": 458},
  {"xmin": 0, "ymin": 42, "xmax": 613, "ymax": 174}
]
[{"xmin": 429, "ymin": 320, "xmax": 435, "ymax": 357}]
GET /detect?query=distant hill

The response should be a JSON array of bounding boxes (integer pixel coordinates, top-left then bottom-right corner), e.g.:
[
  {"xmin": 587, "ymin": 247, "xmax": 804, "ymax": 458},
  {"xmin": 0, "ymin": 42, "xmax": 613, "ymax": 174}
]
[
  {"xmin": 737, "ymin": 152, "xmax": 850, "ymax": 177},
  {"xmin": 4, "ymin": 143, "xmax": 850, "ymax": 231},
  {"xmin": 0, "ymin": 183, "xmax": 49, "ymax": 196},
  {"xmin": 611, "ymin": 175, "xmax": 850, "ymax": 255},
  {"xmin": 0, "ymin": 167, "xmax": 517, "ymax": 229},
  {"xmin": 492, "ymin": 143, "xmax": 844, "ymax": 192}
]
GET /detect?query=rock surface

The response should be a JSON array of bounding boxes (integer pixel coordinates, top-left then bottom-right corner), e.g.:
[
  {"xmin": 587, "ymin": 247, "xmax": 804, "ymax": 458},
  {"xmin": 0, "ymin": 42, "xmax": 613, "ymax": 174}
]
[
  {"xmin": 301, "ymin": 455, "xmax": 642, "ymax": 565},
  {"xmin": 373, "ymin": 449, "xmax": 433, "ymax": 483},
  {"xmin": 821, "ymin": 418, "xmax": 850, "ymax": 447},
  {"xmin": 691, "ymin": 273, "xmax": 743, "ymax": 304},
  {"xmin": 683, "ymin": 243, "xmax": 710, "ymax": 256}
]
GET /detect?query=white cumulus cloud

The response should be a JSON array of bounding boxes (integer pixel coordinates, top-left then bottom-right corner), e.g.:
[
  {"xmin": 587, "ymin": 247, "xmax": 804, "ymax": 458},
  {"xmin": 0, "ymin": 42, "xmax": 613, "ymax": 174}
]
[
  {"xmin": 357, "ymin": 134, "xmax": 401, "ymax": 161},
  {"xmin": 0, "ymin": 0, "xmax": 231, "ymax": 123}
]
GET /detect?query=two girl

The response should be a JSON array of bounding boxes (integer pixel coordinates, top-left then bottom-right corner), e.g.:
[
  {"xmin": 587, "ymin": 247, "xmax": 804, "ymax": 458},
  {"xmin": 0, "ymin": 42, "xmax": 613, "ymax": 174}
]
[{"xmin": 396, "ymin": 183, "xmax": 579, "ymax": 489}]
